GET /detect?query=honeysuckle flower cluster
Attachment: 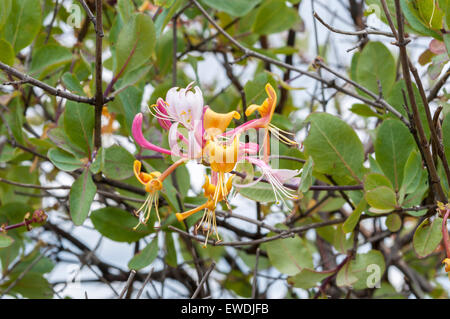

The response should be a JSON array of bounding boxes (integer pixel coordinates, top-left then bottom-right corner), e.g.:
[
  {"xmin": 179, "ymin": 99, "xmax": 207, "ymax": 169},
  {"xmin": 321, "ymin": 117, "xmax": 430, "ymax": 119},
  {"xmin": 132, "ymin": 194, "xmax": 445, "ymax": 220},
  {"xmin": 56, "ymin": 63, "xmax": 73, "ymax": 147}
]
[{"xmin": 131, "ymin": 82, "xmax": 301, "ymax": 247}]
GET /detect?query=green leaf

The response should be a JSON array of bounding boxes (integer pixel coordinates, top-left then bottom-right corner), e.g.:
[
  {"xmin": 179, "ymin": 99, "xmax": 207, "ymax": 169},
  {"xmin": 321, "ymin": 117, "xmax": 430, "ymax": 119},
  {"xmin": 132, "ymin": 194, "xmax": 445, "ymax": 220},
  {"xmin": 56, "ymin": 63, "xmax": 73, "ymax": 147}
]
[
  {"xmin": 165, "ymin": 232, "xmax": 178, "ymax": 267},
  {"xmin": 0, "ymin": 233, "xmax": 14, "ymax": 248},
  {"xmin": 252, "ymin": 0, "xmax": 299, "ymax": 35},
  {"xmin": 48, "ymin": 148, "xmax": 84, "ymax": 172},
  {"xmin": 386, "ymin": 213, "xmax": 402, "ymax": 232},
  {"xmin": 413, "ymin": 217, "xmax": 443, "ymax": 258},
  {"xmin": 203, "ymin": 0, "xmax": 262, "ymax": 17},
  {"xmin": 128, "ymin": 237, "xmax": 159, "ymax": 270},
  {"xmin": 103, "ymin": 145, "xmax": 135, "ymax": 180},
  {"xmin": 69, "ymin": 169, "xmax": 97, "ymax": 226},
  {"xmin": 365, "ymin": 186, "xmax": 397, "ymax": 212},
  {"xmin": 418, "ymin": 0, "xmax": 445, "ymax": 30},
  {"xmin": 0, "ymin": 39, "xmax": 14, "ymax": 66},
  {"xmin": 343, "ymin": 198, "xmax": 367, "ymax": 233},
  {"xmin": 262, "ymin": 231, "xmax": 313, "ymax": 276},
  {"xmin": 349, "ymin": 103, "xmax": 383, "ymax": 118},
  {"xmin": 62, "ymin": 72, "xmax": 85, "ymax": 96},
  {"xmin": 12, "ymin": 252, "xmax": 54, "ymax": 275},
  {"xmin": 356, "ymin": 42, "xmax": 396, "ymax": 97},
  {"xmin": 336, "ymin": 250, "xmax": 385, "ymax": 290},
  {"xmin": 244, "ymin": 72, "xmax": 278, "ymax": 106},
  {"xmin": 64, "ymin": 101, "xmax": 94, "ymax": 156},
  {"xmin": 117, "ymin": 0, "xmax": 134, "ymax": 23},
  {"xmin": 303, "ymin": 112, "xmax": 364, "ymax": 183},
  {"xmin": 236, "ymin": 181, "xmax": 277, "ymax": 203},
  {"xmin": 115, "ymin": 13, "xmax": 155, "ymax": 77},
  {"xmin": 114, "ymin": 86, "xmax": 142, "ymax": 135},
  {"xmin": 1, "ymin": 273, "xmax": 52, "ymax": 299},
  {"xmin": 387, "ymin": 80, "xmax": 431, "ymax": 139},
  {"xmin": 298, "ymin": 156, "xmax": 313, "ymax": 194},
  {"xmin": 154, "ymin": 0, "xmax": 186, "ymax": 36},
  {"xmin": 364, "ymin": 173, "xmax": 394, "ymax": 191},
  {"xmin": 0, "ymin": 0, "xmax": 12, "ymax": 31},
  {"xmin": 288, "ymin": 269, "xmax": 330, "ymax": 289},
  {"xmin": 401, "ymin": 0, "xmax": 443, "ymax": 40},
  {"xmin": 47, "ymin": 126, "xmax": 87, "ymax": 159},
  {"xmin": 333, "ymin": 225, "xmax": 354, "ymax": 254},
  {"xmin": 443, "ymin": 114, "xmax": 450, "ymax": 162},
  {"xmin": 4, "ymin": 0, "xmax": 42, "ymax": 53},
  {"xmin": 374, "ymin": 119, "xmax": 415, "ymax": 191},
  {"xmin": 30, "ymin": 45, "xmax": 72, "ymax": 78},
  {"xmin": 401, "ymin": 150, "xmax": 423, "ymax": 195},
  {"xmin": 91, "ymin": 207, "xmax": 153, "ymax": 243},
  {"xmin": 336, "ymin": 260, "xmax": 358, "ymax": 287}
]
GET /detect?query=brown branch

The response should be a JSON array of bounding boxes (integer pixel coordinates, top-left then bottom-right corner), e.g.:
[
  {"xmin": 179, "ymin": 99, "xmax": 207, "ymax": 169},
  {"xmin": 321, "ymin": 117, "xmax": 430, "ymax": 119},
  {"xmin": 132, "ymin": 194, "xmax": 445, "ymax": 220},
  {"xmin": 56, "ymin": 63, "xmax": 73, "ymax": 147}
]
[
  {"xmin": 93, "ymin": 0, "xmax": 104, "ymax": 153},
  {"xmin": 393, "ymin": 0, "xmax": 446, "ymax": 202},
  {"xmin": 0, "ymin": 61, "xmax": 94, "ymax": 104}
]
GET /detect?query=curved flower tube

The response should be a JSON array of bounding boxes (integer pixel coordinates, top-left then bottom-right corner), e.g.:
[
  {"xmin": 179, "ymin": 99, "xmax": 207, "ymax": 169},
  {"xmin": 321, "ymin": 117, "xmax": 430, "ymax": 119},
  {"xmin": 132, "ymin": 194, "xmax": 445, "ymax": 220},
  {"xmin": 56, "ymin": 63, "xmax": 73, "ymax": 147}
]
[{"xmin": 132, "ymin": 113, "xmax": 173, "ymax": 155}]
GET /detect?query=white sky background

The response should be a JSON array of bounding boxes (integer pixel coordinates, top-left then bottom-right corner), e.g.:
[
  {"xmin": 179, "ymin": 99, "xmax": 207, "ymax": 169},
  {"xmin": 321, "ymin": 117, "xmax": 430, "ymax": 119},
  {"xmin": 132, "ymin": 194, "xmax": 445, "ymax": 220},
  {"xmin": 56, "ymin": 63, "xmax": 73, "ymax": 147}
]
[{"xmin": 21, "ymin": 0, "xmax": 450, "ymax": 298}]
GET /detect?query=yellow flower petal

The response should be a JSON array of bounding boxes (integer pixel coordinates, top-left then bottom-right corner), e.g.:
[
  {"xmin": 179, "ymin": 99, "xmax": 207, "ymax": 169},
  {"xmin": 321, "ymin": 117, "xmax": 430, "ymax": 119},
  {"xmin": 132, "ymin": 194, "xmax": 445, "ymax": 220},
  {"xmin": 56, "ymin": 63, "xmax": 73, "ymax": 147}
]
[
  {"xmin": 443, "ymin": 258, "xmax": 450, "ymax": 272},
  {"xmin": 203, "ymin": 108, "xmax": 240, "ymax": 138},
  {"xmin": 244, "ymin": 83, "xmax": 277, "ymax": 123},
  {"xmin": 206, "ymin": 135, "xmax": 240, "ymax": 173}
]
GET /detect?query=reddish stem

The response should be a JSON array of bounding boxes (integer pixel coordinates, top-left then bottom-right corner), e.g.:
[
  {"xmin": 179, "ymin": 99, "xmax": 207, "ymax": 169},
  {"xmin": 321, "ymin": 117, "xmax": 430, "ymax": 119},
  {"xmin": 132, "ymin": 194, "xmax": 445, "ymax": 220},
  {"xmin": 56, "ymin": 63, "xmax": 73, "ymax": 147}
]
[
  {"xmin": 442, "ymin": 208, "xmax": 450, "ymax": 257},
  {"xmin": 1, "ymin": 210, "xmax": 47, "ymax": 232}
]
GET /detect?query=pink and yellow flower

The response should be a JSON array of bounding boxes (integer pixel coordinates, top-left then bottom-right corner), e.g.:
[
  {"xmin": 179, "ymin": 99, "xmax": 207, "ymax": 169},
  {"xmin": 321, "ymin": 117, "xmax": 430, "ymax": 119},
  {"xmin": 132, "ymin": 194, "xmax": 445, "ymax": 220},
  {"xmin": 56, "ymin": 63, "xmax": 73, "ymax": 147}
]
[{"xmin": 131, "ymin": 82, "xmax": 301, "ymax": 246}]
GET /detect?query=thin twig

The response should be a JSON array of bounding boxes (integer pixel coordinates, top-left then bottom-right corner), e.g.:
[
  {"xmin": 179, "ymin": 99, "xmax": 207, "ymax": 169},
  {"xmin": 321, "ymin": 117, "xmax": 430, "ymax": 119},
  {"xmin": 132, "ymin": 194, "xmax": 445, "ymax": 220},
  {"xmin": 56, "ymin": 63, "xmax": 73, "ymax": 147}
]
[{"xmin": 191, "ymin": 261, "xmax": 216, "ymax": 299}]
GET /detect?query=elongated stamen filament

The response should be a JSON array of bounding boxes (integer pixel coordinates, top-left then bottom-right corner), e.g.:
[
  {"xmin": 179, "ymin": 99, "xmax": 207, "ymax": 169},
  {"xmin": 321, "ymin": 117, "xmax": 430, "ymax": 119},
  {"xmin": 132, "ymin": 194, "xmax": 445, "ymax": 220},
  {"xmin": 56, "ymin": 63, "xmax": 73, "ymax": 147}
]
[{"xmin": 133, "ymin": 191, "xmax": 161, "ymax": 230}]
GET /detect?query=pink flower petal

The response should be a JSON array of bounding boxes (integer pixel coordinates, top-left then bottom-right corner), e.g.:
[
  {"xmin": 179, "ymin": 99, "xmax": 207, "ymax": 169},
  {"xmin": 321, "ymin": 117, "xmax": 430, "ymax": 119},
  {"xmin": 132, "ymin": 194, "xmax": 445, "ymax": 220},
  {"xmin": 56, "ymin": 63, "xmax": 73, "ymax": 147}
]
[{"xmin": 132, "ymin": 113, "xmax": 172, "ymax": 155}]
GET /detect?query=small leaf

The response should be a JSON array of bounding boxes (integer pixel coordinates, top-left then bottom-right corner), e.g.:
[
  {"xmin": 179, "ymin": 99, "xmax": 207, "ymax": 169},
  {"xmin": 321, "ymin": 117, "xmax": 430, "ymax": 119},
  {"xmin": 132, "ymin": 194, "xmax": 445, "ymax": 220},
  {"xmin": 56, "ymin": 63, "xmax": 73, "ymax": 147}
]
[
  {"xmin": 237, "ymin": 181, "xmax": 277, "ymax": 203},
  {"xmin": 386, "ymin": 214, "xmax": 402, "ymax": 232},
  {"xmin": 48, "ymin": 148, "xmax": 84, "ymax": 172},
  {"xmin": 365, "ymin": 186, "xmax": 397, "ymax": 211},
  {"xmin": 298, "ymin": 156, "xmax": 313, "ymax": 194},
  {"xmin": 62, "ymin": 72, "xmax": 86, "ymax": 96},
  {"xmin": 336, "ymin": 250, "xmax": 385, "ymax": 290},
  {"xmin": 349, "ymin": 104, "xmax": 382, "ymax": 118},
  {"xmin": 401, "ymin": 0, "xmax": 443, "ymax": 40},
  {"xmin": 69, "ymin": 169, "xmax": 97, "ymax": 226},
  {"xmin": 0, "ymin": 233, "xmax": 14, "ymax": 248},
  {"xmin": 128, "ymin": 237, "xmax": 159, "ymax": 270},
  {"xmin": 288, "ymin": 269, "xmax": 330, "ymax": 289},
  {"xmin": 0, "ymin": 39, "xmax": 14, "ymax": 66},
  {"xmin": 343, "ymin": 198, "xmax": 367, "ymax": 234},
  {"xmin": 413, "ymin": 217, "xmax": 443, "ymax": 258}
]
